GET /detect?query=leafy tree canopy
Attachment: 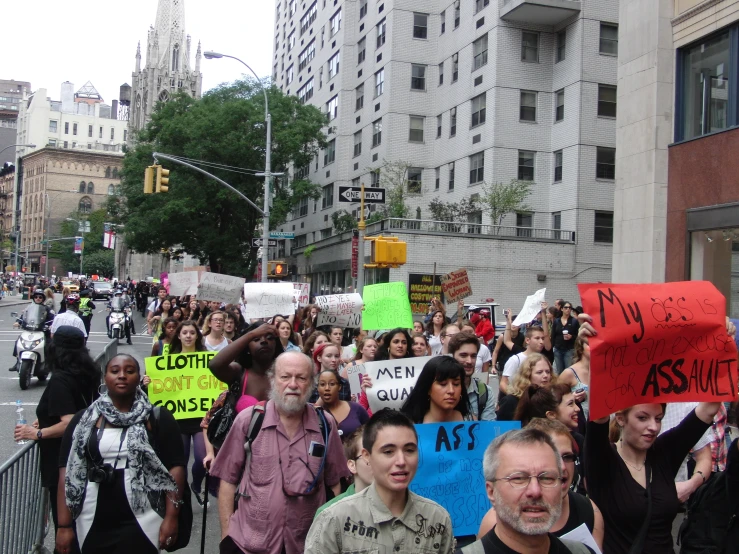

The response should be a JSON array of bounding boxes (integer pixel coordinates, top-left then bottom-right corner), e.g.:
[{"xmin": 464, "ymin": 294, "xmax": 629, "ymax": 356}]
[
  {"xmin": 51, "ymin": 208, "xmax": 109, "ymax": 273},
  {"xmin": 114, "ymin": 79, "xmax": 327, "ymax": 275}
]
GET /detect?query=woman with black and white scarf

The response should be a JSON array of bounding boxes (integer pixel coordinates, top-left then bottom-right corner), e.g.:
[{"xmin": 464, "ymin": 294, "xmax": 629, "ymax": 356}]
[{"xmin": 56, "ymin": 354, "xmax": 186, "ymax": 554}]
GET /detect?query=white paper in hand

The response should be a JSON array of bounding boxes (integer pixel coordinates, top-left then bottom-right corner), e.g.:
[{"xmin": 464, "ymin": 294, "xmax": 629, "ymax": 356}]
[{"xmin": 512, "ymin": 288, "xmax": 546, "ymax": 327}]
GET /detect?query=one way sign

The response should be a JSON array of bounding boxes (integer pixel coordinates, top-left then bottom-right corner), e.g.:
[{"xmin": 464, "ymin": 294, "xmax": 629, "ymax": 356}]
[{"xmin": 338, "ymin": 186, "xmax": 386, "ymax": 204}]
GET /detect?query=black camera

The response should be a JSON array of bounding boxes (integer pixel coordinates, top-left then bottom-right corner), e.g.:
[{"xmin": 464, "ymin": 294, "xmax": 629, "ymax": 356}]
[{"xmin": 88, "ymin": 463, "xmax": 116, "ymax": 485}]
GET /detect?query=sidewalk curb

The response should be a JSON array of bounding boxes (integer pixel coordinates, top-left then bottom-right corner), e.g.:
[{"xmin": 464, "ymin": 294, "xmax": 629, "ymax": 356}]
[{"xmin": 0, "ymin": 298, "xmax": 31, "ymax": 308}]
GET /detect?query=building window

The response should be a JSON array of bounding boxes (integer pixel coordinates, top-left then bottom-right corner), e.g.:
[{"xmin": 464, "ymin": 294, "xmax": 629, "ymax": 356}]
[
  {"xmin": 299, "ymin": 41, "xmax": 316, "ymax": 71},
  {"xmin": 473, "ymin": 34, "xmax": 488, "ymax": 70},
  {"xmin": 328, "ymin": 52, "xmax": 340, "ymax": 79},
  {"xmin": 680, "ymin": 31, "xmax": 730, "ymax": 140},
  {"xmin": 288, "ymin": 31, "xmax": 296, "ymax": 50},
  {"xmin": 409, "ymin": 116, "xmax": 425, "ymax": 142},
  {"xmin": 411, "ymin": 65, "xmax": 426, "ymax": 91},
  {"xmin": 298, "ymin": 79, "xmax": 314, "ymax": 103},
  {"xmin": 356, "ymin": 84, "xmax": 364, "ymax": 111},
  {"xmin": 372, "ymin": 119, "xmax": 382, "ymax": 146},
  {"xmin": 452, "ymin": 54, "xmax": 459, "ymax": 82},
  {"xmin": 467, "ymin": 208, "xmax": 482, "ymax": 233},
  {"xmin": 438, "ymin": 62, "xmax": 444, "ymax": 85},
  {"xmin": 79, "ymin": 181, "xmax": 86, "ymax": 193},
  {"xmin": 64, "ymin": 122, "xmax": 69, "ymax": 134},
  {"xmin": 554, "ymin": 150, "xmax": 563, "ymax": 182},
  {"xmin": 123, "ymin": 130, "xmax": 127, "ymax": 142},
  {"xmin": 600, "ymin": 23, "xmax": 618, "ymax": 55},
  {"xmin": 64, "ymin": 141, "xmax": 68, "ymax": 148},
  {"xmin": 435, "ymin": 167, "xmax": 441, "ymax": 190},
  {"xmin": 469, "ymin": 152, "xmax": 484, "ymax": 184},
  {"xmin": 287, "ymin": 65, "xmax": 295, "ymax": 85},
  {"xmin": 48, "ymin": 139, "xmax": 57, "ymax": 147},
  {"xmin": 475, "ymin": 0, "xmax": 490, "ymax": 14},
  {"xmin": 78, "ymin": 197, "xmax": 92, "ymax": 214},
  {"xmin": 555, "ymin": 89, "xmax": 565, "ymax": 121},
  {"xmin": 413, "ymin": 13, "xmax": 428, "ymax": 39},
  {"xmin": 99, "ymin": 126, "xmax": 103, "ymax": 138},
  {"xmin": 330, "ymin": 8, "xmax": 342, "ymax": 37},
  {"xmin": 108, "ymin": 184, "xmax": 116, "ymax": 195},
  {"xmin": 450, "ymin": 107, "xmax": 457, "ymax": 136},
  {"xmin": 86, "ymin": 182, "xmax": 94, "ymax": 194},
  {"xmin": 49, "ymin": 120, "xmax": 57, "ymax": 133},
  {"xmin": 520, "ymin": 90, "xmax": 537, "ymax": 122},
  {"xmin": 557, "ymin": 29, "xmax": 566, "ymax": 62},
  {"xmin": 594, "ymin": 211, "xmax": 614, "ymax": 243},
  {"xmin": 522, "ymin": 32, "xmax": 539, "ymax": 62},
  {"xmin": 454, "ymin": 2, "xmax": 460, "ymax": 28},
  {"xmin": 370, "ymin": 169, "xmax": 380, "ymax": 187},
  {"xmin": 322, "ymin": 183, "xmax": 334, "ymax": 209},
  {"xmin": 471, "ymin": 93, "xmax": 487, "ymax": 127},
  {"xmin": 324, "ymin": 140, "xmax": 336, "ymax": 165},
  {"xmin": 359, "ymin": 0, "xmax": 367, "ymax": 19},
  {"xmin": 441, "ymin": 10, "xmax": 446, "ymax": 34},
  {"xmin": 357, "ymin": 37, "xmax": 366, "ymax": 64},
  {"xmin": 377, "ymin": 19, "xmax": 386, "ymax": 48},
  {"xmin": 375, "ymin": 68, "xmax": 385, "ymax": 97},
  {"xmin": 326, "ymin": 96, "xmax": 338, "ymax": 122},
  {"xmin": 596, "ymin": 147, "xmax": 616, "ymax": 180},
  {"xmin": 294, "ymin": 234, "xmax": 307, "ymax": 248},
  {"xmin": 110, "ymin": 128, "xmax": 115, "ymax": 140},
  {"xmin": 73, "ymin": 123, "xmax": 78, "ymax": 135},
  {"xmin": 289, "ymin": 0, "xmax": 296, "ymax": 16},
  {"xmin": 437, "ymin": 114, "xmax": 443, "ymax": 138},
  {"xmin": 354, "ymin": 130, "xmax": 362, "ymax": 157},
  {"xmin": 552, "ymin": 211, "xmax": 562, "ymax": 239},
  {"xmin": 598, "ymin": 85, "xmax": 617, "ymax": 118},
  {"xmin": 88, "ymin": 125, "xmax": 93, "ymax": 138},
  {"xmin": 518, "ymin": 150, "xmax": 535, "ymax": 181},
  {"xmin": 449, "ymin": 162, "xmax": 455, "ymax": 191},
  {"xmin": 407, "ymin": 167, "xmax": 422, "ymax": 194},
  {"xmin": 300, "ymin": 2, "xmax": 318, "ymax": 35},
  {"xmin": 516, "ymin": 212, "xmax": 533, "ymax": 237}
]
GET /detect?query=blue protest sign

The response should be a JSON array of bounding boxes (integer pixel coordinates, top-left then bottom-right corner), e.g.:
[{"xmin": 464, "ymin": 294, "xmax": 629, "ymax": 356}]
[{"xmin": 410, "ymin": 421, "xmax": 521, "ymax": 537}]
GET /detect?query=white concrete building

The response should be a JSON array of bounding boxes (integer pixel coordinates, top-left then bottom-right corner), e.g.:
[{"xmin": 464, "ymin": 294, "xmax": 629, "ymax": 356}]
[
  {"xmin": 15, "ymin": 82, "xmax": 128, "ymax": 157},
  {"xmin": 273, "ymin": 0, "xmax": 619, "ymax": 309}
]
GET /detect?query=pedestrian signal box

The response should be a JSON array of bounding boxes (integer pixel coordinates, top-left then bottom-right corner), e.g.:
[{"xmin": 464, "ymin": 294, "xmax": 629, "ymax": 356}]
[{"xmin": 268, "ymin": 261, "xmax": 289, "ymax": 278}]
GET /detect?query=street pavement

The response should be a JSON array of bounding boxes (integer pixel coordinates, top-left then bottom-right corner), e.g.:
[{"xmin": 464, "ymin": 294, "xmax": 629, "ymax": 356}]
[{"xmin": 0, "ymin": 294, "xmax": 220, "ymax": 554}]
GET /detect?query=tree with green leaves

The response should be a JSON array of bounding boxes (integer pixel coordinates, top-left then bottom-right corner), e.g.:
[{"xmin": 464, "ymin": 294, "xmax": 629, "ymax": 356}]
[
  {"xmin": 51, "ymin": 209, "xmax": 110, "ymax": 274},
  {"xmin": 480, "ymin": 179, "xmax": 533, "ymax": 231},
  {"xmin": 331, "ymin": 209, "xmax": 357, "ymax": 233},
  {"xmin": 428, "ymin": 197, "xmax": 480, "ymax": 222},
  {"xmin": 114, "ymin": 79, "xmax": 327, "ymax": 275},
  {"xmin": 366, "ymin": 160, "xmax": 413, "ymax": 223},
  {"xmin": 81, "ymin": 250, "xmax": 115, "ymax": 277}
]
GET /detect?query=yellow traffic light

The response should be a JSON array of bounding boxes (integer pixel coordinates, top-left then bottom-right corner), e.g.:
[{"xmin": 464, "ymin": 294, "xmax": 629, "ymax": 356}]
[
  {"xmin": 144, "ymin": 166, "xmax": 155, "ymax": 194},
  {"xmin": 369, "ymin": 236, "xmax": 407, "ymax": 267},
  {"xmin": 268, "ymin": 261, "xmax": 289, "ymax": 278},
  {"xmin": 156, "ymin": 165, "xmax": 170, "ymax": 193}
]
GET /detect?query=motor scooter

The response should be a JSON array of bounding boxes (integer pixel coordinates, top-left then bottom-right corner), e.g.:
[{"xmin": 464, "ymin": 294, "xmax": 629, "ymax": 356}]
[{"xmin": 11, "ymin": 304, "xmax": 50, "ymax": 390}]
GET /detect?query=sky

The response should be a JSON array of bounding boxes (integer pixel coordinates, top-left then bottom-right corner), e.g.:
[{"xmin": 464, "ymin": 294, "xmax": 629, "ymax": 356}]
[{"xmin": 0, "ymin": 0, "xmax": 275, "ymax": 104}]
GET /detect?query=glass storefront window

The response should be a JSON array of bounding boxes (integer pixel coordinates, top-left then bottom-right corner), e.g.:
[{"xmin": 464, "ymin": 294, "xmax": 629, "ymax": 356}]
[
  {"xmin": 682, "ymin": 31, "xmax": 731, "ymax": 140},
  {"xmin": 690, "ymin": 229, "xmax": 739, "ymax": 318}
]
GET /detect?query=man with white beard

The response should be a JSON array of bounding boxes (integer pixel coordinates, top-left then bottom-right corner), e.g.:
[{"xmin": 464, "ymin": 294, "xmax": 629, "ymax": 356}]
[
  {"xmin": 457, "ymin": 429, "xmax": 593, "ymax": 554},
  {"xmin": 210, "ymin": 351, "xmax": 349, "ymax": 554}
]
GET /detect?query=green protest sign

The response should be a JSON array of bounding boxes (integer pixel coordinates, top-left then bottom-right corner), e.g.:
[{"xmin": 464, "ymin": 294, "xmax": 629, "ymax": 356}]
[
  {"xmin": 362, "ymin": 282, "xmax": 414, "ymax": 330},
  {"xmin": 144, "ymin": 352, "xmax": 227, "ymax": 420}
]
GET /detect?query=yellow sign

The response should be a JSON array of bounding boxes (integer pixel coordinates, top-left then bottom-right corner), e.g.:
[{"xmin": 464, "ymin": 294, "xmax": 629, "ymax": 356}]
[{"xmin": 144, "ymin": 352, "xmax": 227, "ymax": 420}]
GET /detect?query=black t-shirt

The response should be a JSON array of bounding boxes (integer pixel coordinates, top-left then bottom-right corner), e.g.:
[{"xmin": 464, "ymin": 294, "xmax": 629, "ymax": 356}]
[
  {"xmin": 495, "ymin": 394, "xmax": 519, "ymax": 421},
  {"xmin": 36, "ymin": 372, "xmax": 97, "ymax": 488},
  {"xmin": 551, "ymin": 317, "xmax": 580, "ymax": 350},
  {"xmin": 455, "ymin": 528, "xmax": 575, "ymax": 553},
  {"xmin": 584, "ymin": 411, "xmax": 710, "ymax": 554},
  {"xmin": 497, "ymin": 333, "xmax": 525, "ymax": 371},
  {"xmin": 59, "ymin": 405, "xmax": 187, "ymax": 472}
]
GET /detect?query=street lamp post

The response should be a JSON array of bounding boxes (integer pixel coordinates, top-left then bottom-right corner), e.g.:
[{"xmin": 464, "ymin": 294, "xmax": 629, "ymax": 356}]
[
  {"xmin": 66, "ymin": 217, "xmax": 88, "ymax": 276},
  {"xmin": 2, "ymin": 144, "xmax": 37, "ymax": 277},
  {"xmin": 203, "ymin": 51, "xmax": 271, "ymax": 283}
]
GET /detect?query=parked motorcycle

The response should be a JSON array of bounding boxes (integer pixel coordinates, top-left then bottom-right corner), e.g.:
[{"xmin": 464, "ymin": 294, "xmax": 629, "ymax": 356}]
[{"xmin": 11, "ymin": 304, "xmax": 50, "ymax": 390}]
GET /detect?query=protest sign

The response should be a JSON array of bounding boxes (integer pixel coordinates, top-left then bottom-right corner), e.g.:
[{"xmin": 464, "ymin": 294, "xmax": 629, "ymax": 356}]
[
  {"xmin": 346, "ymin": 362, "xmax": 366, "ymax": 396},
  {"xmin": 145, "ymin": 352, "xmax": 226, "ymax": 420},
  {"xmin": 168, "ymin": 271, "xmax": 199, "ymax": 296},
  {"xmin": 293, "ymin": 282, "xmax": 310, "ymax": 306},
  {"xmin": 408, "ymin": 274, "xmax": 444, "ymax": 314},
  {"xmin": 411, "ymin": 421, "xmax": 521, "ymax": 536},
  {"xmin": 362, "ymin": 282, "xmax": 414, "ymax": 330},
  {"xmin": 364, "ymin": 356, "xmax": 434, "ymax": 411},
  {"xmin": 512, "ymin": 287, "xmax": 547, "ymax": 327},
  {"xmin": 440, "ymin": 269, "xmax": 473, "ymax": 302},
  {"xmin": 579, "ymin": 281, "xmax": 738, "ymax": 420},
  {"xmin": 242, "ymin": 282, "xmax": 295, "ymax": 320},
  {"xmin": 315, "ymin": 293, "xmax": 363, "ymax": 327},
  {"xmin": 197, "ymin": 272, "xmax": 245, "ymax": 305}
]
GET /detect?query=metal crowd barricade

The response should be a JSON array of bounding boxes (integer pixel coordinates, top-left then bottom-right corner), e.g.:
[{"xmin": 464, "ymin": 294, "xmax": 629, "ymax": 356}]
[
  {"xmin": 0, "ymin": 442, "xmax": 47, "ymax": 554},
  {"xmin": 94, "ymin": 338, "xmax": 119, "ymax": 373}
]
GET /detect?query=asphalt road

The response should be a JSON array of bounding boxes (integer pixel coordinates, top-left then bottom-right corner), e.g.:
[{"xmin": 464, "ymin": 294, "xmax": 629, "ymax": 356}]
[{"xmin": 0, "ymin": 295, "xmax": 220, "ymax": 554}]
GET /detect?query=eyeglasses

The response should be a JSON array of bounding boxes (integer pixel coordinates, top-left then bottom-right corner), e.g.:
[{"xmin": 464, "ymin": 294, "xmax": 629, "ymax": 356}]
[
  {"xmin": 561, "ymin": 454, "xmax": 577, "ymax": 464},
  {"xmin": 491, "ymin": 472, "xmax": 563, "ymax": 489}
]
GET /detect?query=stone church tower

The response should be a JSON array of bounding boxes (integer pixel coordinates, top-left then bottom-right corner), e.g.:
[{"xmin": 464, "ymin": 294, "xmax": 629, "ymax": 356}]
[{"xmin": 128, "ymin": 0, "xmax": 202, "ymax": 141}]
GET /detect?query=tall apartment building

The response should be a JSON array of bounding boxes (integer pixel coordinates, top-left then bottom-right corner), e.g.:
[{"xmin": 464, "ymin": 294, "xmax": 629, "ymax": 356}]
[
  {"xmin": 272, "ymin": 0, "xmax": 618, "ymax": 308},
  {"xmin": 0, "ymin": 80, "xmax": 32, "ymax": 165}
]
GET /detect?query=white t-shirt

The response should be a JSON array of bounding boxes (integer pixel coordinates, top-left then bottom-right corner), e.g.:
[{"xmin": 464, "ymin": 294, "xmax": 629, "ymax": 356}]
[
  {"xmin": 503, "ymin": 352, "xmax": 528, "ymax": 380},
  {"xmin": 475, "ymin": 344, "xmax": 492, "ymax": 372},
  {"xmin": 51, "ymin": 311, "xmax": 87, "ymax": 337},
  {"xmin": 147, "ymin": 299, "xmax": 162, "ymax": 315},
  {"xmin": 429, "ymin": 334, "xmax": 443, "ymax": 356},
  {"xmin": 205, "ymin": 335, "xmax": 230, "ymax": 352}
]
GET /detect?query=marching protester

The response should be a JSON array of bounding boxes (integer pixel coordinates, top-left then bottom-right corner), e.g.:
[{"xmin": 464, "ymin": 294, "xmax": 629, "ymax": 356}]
[
  {"xmin": 469, "ymin": 306, "xmax": 495, "ymax": 345},
  {"xmin": 306, "ymin": 409, "xmax": 455, "ymax": 554},
  {"xmin": 146, "ymin": 286, "xmax": 168, "ymax": 323},
  {"xmin": 497, "ymin": 354, "xmax": 554, "ymax": 421},
  {"xmin": 316, "ymin": 368, "xmax": 369, "ymax": 439},
  {"xmin": 500, "ymin": 325, "xmax": 548, "ymax": 394},
  {"xmin": 413, "ymin": 320, "xmax": 424, "ymax": 334},
  {"xmin": 50, "ymin": 295, "xmax": 87, "ymax": 338},
  {"xmin": 440, "ymin": 323, "xmax": 461, "ymax": 355},
  {"xmin": 449, "ymin": 331, "xmax": 497, "ymax": 421},
  {"xmin": 460, "ymin": 322, "xmax": 492, "ymax": 373},
  {"xmin": 328, "ymin": 326, "xmax": 344, "ymax": 351},
  {"xmin": 300, "ymin": 304, "xmax": 320, "ymax": 342},
  {"xmin": 492, "ymin": 311, "xmax": 524, "ymax": 376},
  {"xmin": 210, "ymin": 351, "xmax": 348, "ymax": 554},
  {"xmin": 150, "ymin": 316, "xmax": 179, "ymax": 357},
  {"xmin": 302, "ymin": 330, "xmax": 329, "ymax": 357},
  {"xmin": 58, "ymin": 286, "xmax": 72, "ymax": 313},
  {"xmin": 426, "ymin": 308, "xmax": 446, "ymax": 356},
  {"xmin": 551, "ymin": 301, "xmax": 579, "ymax": 374},
  {"xmin": 464, "ymin": 428, "xmax": 594, "ymax": 554},
  {"xmin": 341, "ymin": 328, "xmax": 365, "ymax": 363},
  {"xmin": 203, "ymin": 311, "xmax": 230, "ymax": 352},
  {"xmin": 44, "ymin": 287, "xmax": 56, "ymax": 311},
  {"xmin": 78, "ymin": 290, "xmax": 95, "ymax": 338},
  {"xmin": 56, "ymin": 354, "xmax": 186, "ymax": 554},
  {"xmin": 558, "ymin": 337, "xmax": 590, "ymax": 420},
  {"xmin": 223, "ymin": 313, "xmax": 238, "ymax": 341},
  {"xmin": 400, "ymin": 356, "xmax": 472, "ymax": 423},
  {"xmin": 149, "ymin": 298, "xmax": 173, "ymax": 343},
  {"xmin": 13, "ymin": 327, "xmax": 100, "ymax": 537},
  {"xmin": 375, "ymin": 328, "xmax": 413, "ymax": 360},
  {"xmin": 277, "ymin": 319, "xmax": 301, "ymax": 352},
  {"xmin": 411, "ymin": 331, "xmax": 432, "ymax": 357},
  {"xmin": 310, "ymin": 343, "xmax": 351, "ymax": 402},
  {"xmin": 352, "ymin": 336, "xmax": 378, "ymax": 365}
]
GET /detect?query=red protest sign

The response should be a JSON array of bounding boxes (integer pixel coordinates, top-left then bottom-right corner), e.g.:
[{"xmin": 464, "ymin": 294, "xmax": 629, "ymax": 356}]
[{"xmin": 579, "ymin": 281, "xmax": 738, "ymax": 420}]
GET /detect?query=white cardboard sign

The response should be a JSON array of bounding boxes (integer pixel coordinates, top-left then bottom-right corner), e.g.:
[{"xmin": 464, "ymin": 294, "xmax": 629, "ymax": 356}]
[
  {"xmin": 364, "ymin": 356, "xmax": 434, "ymax": 412},
  {"xmin": 293, "ymin": 283, "xmax": 311, "ymax": 306},
  {"xmin": 315, "ymin": 293, "xmax": 363, "ymax": 328},
  {"xmin": 242, "ymin": 282, "xmax": 295, "ymax": 320},
  {"xmin": 196, "ymin": 272, "xmax": 245, "ymax": 305},
  {"xmin": 512, "ymin": 287, "xmax": 547, "ymax": 327},
  {"xmin": 168, "ymin": 272, "xmax": 199, "ymax": 296}
]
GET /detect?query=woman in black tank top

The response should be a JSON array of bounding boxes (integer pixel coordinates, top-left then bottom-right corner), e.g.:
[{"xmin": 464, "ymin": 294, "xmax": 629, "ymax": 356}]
[{"xmin": 477, "ymin": 419, "xmax": 604, "ymax": 551}]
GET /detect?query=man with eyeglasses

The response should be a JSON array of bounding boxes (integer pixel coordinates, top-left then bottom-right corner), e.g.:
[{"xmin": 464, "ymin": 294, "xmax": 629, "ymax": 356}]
[
  {"xmin": 440, "ymin": 323, "xmax": 461, "ymax": 355},
  {"xmin": 210, "ymin": 351, "xmax": 349, "ymax": 554},
  {"xmin": 457, "ymin": 429, "xmax": 593, "ymax": 553},
  {"xmin": 551, "ymin": 301, "xmax": 579, "ymax": 375}
]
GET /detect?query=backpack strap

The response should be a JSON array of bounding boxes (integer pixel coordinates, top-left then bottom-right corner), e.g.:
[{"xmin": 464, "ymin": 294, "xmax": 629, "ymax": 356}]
[
  {"xmin": 476, "ymin": 379, "xmax": 488, "ymax": 420},
  {"xmin": 236, "ymin": 402, "xmax": 267, "ymax": 502}
]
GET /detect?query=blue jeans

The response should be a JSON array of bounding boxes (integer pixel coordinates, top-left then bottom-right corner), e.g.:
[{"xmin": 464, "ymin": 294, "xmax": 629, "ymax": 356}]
[{"xmin": 553, "ymin": 347, "xmax": 574, "ymax": 375}]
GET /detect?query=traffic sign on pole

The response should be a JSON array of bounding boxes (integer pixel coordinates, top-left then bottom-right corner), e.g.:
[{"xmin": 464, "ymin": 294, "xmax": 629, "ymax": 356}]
[
  {"xmin": 338, "ymin": 186, "xmax": 386, "ymax": 204},
  {"xmin": 269, "ymin": 231, "xmax": 295, "ymax": 239},
  {"xmin": 251, "ymin": 238, "xmax": 277, "ymax": 248}
]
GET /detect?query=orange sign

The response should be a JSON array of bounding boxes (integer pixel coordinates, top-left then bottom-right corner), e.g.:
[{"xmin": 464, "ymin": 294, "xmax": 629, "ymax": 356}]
[
  {"xmin": 440, "ymin": 268, "xmax": 472, "ymax": 302},
  {"xmin": 579, "ymin": 281, "xmax": 738, "ymax": 420}
]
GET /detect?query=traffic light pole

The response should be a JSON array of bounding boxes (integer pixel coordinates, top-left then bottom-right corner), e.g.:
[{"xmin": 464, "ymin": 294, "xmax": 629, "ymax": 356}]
[{"xmin": 357, "ymin": 183, "xmax": 366, "ymax": 295}]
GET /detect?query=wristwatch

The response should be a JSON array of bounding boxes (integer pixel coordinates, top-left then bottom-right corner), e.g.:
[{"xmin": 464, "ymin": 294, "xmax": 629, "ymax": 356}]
[{"xmin": 36, "ymin": 429, "xmax": 42, "ymax": 440}]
